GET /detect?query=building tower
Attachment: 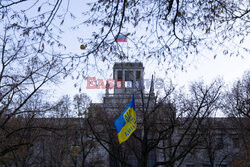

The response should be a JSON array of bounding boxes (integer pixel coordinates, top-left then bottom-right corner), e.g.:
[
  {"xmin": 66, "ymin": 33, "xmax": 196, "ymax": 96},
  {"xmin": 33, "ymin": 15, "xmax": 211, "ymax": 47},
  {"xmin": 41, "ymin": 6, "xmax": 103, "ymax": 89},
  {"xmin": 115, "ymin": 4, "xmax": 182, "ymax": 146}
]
[
  {"xmin": 113, "ymin": 62, "xmax": 144, "ymax": 95},
  {"xmin": 101, "ymin": 62, "xmax": 148, "ymax": 117}
]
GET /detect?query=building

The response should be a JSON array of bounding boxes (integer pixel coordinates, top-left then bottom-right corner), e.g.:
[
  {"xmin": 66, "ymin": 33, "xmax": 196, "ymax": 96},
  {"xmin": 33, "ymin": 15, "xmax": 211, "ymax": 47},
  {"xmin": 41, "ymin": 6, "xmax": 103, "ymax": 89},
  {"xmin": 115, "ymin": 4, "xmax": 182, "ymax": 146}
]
[
  {"xmin": 88, "ymin": 62, "xmax": 249, "ymax": 167},
  {"xmin": 89, "ymin": 62, "xmax": 158, "ymax": 166},
  {"xmin": 88, "ymin": 63, "xmax": 250, "ymax": 167},
  {"xmin": 1, "ymin": 62, "xmax": 249, "ymax": 167}
]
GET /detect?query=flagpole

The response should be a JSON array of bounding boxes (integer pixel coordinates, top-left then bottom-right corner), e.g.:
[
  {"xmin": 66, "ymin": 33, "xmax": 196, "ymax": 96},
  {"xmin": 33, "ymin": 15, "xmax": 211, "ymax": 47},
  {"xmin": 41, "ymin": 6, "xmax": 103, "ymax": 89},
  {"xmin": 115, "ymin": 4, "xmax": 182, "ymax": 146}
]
[{"xmin": 127, "ymin": 39, "xmax": 129, "ymax": 60}]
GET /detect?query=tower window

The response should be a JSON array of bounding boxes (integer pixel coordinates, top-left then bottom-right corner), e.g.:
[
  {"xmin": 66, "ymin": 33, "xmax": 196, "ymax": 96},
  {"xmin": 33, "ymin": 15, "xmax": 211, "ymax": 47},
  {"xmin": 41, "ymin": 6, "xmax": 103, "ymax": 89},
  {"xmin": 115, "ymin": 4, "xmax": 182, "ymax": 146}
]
[
  {"xmin": 216, "ymin": 137, "xmax": 224, "ymax": 149},
  {"xmin": 125, "ymin": 81, "xmax": 132, "ymax": 88},
  {"xmin": 136, "ymin": 71, "xmax": 141, "ymax": 80},
  {"xmin": 232, "ymin": 138, "xmax": 239, "ymax": 148},
  {"xmin": 125, "ymin": 71, "xmax": 133, "ymax": 88},
  {"xmin": 125, "ymin": 71, "xmax": 133, "ymax": 81},
  {"xmin": 117, "ymin": 71, "xmax": 122, "ymax": 80}
]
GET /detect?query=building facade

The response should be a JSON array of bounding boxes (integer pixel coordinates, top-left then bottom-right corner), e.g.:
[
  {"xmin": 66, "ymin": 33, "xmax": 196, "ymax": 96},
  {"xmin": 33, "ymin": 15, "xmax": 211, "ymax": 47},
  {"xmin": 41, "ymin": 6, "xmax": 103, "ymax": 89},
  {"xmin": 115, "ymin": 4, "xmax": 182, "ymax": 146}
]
[
  {"xmin": 1, "ymin": 62, "xmax": 249, "ymax": 167},
  {"xmin": 88, "ymin": 62, "xmax": 248, "ymax": 167}
]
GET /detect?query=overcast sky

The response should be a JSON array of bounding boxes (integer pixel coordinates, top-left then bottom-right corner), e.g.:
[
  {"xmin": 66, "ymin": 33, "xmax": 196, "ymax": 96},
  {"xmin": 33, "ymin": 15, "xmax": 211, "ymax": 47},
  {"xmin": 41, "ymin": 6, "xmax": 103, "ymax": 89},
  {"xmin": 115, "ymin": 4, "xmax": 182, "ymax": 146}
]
[{"xmin": 45, "ymin": 1, "xmax": 250, "ymax": 103}]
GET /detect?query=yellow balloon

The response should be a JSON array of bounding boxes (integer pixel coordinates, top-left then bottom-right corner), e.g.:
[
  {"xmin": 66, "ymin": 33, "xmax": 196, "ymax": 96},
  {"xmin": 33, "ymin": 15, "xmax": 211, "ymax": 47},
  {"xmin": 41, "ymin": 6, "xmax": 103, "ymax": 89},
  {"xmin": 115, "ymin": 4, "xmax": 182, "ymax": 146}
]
[{"xmin": 80, "ymin": 44, "xmax": 86, "ymax": 50}]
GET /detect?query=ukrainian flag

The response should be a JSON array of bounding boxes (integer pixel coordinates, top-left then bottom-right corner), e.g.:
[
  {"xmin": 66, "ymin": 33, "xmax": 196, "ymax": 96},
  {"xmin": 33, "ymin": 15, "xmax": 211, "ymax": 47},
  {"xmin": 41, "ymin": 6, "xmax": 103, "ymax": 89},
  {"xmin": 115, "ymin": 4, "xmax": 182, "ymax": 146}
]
[{"xmin": 114, "ymin": 95, "xmax": 137, "ymax": 144}]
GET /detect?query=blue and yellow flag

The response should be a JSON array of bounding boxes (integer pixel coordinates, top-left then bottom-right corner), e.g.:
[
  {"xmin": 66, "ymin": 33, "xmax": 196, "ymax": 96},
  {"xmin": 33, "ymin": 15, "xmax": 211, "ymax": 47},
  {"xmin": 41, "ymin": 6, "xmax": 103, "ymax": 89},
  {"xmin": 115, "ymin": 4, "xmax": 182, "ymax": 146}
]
[{"xmin": 114, "ymin": 95, "xmax": 136, "ymax": 144}]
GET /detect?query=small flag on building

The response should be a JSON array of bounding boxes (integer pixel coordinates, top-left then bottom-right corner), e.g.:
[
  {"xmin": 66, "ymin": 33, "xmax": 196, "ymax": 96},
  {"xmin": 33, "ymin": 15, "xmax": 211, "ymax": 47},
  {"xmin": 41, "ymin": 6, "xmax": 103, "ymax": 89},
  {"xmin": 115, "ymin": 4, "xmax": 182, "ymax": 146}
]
[
  {"xmin": 115, "ymin": 34, "xmax": 127, "ymax": 42},
  {"xmin": 114, "ymin": 95, "xmax": 136, "ymax": 144}
]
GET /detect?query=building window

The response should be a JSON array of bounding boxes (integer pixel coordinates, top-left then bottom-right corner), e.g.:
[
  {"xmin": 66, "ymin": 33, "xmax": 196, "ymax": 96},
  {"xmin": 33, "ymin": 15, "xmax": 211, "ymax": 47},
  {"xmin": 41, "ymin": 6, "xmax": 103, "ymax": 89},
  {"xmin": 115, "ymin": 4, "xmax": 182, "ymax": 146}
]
[
  {"xmin": 232, "ymin": 138, "xmax": 239, "ymax": 148},
  {"xmin": 136, "ymin": 71, "xmax": 141, "ymax": 80},
  {"xmin": 203, "ymin": 165, "xmax": 210, "ymax": 167},
  {"xmin": 135, "ymin": 71, "xmax": 142, "ymax": 88},
  {"xmin": 216, "ymin": 164, "xmax": 227, "ymax": 167},
  {"xmin": 125, "ymin": 71, "xmax": 133, "ymax": 88},
  {"xmin": 117, "ymin": 70, "xmax": 122, "ymax": 80},
  {"xmin": 186, "ymin": 165, "xmax": 194, "ymax": 167},
  {"xmin": 125, "ymin": 71, "xmax": 133, "ymax": 81},
  {"xmin": 135, "ymin": 81, "xmax": 141, "ymax": 88},
  {"xmin": 148, "ymin": 148, "xmax": 156, "ymax": 167},
  {"xmin": 216, "ymin": 137, "xmax": 224, "ymax": 149},
  {"xmin": 125, "ymin": 81, "xmax": 132, "ymax": 88}
]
